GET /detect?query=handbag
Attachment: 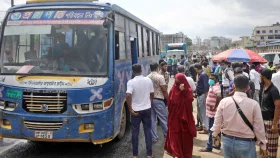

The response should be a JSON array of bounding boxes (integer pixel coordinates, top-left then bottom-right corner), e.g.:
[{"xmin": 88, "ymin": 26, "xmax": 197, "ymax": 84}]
[{"xmin": 232, "ymin": 97, "xmax": 257, "ymax": 141}]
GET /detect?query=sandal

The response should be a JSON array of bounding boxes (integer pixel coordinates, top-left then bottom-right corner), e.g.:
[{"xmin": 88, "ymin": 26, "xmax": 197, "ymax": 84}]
[{"xmin": 199, "ymin": 148, "xmax": 212, "ymax": 152}]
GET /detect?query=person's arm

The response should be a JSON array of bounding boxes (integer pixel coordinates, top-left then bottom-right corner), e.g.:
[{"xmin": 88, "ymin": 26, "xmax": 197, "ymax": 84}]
[
  {"xmin": 272, "ymin": 90, "xmax": 280, "ymax": 133},
  {"xmin": 228, "ymin": 70, "xmax": 234, "ymax": 81},
  {"xmin": 211, "ymin": 100, "xmax": 224, "ymax": 137},
  {"xmin": 149, "ymin": 79, "xmax": 155, "ymax": 104},
  {"xmin": 126, "ymin": 81, "xmax": 139, "ymax": 116},
  {"xmin": 252, "ymin": 103, "xmax": 267, "ymax": 151},
  {"xmin": 213, "ymin": 90, "xmax": 222, "ymax": 110},
  {"xmin": 159, "ymin": 76, "xmax": 168, "ymax": 100}
]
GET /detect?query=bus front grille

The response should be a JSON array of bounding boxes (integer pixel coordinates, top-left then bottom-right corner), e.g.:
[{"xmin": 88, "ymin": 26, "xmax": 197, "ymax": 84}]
[
  {"xmin": 24, "ymin": 120, "xmax": 63, "ymax": 131},
  {"xmin": 23, "ymin": 92, "xmax": 67, "ymax": 113}
]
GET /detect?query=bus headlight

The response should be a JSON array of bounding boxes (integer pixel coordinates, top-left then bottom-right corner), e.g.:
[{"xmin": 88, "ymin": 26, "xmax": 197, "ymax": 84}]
[
  {"xmin": 0, "ymin": 100, "xmax": 17, "ymax": 111},
  {"xmin": 93, "ymin": 103, "xmax": 103, "ymax": 110},
  {"xmin": 0, "ymin": 100, "xmax": 5, "ymax": 109},
  {"xmin": 72, "ymin": 98, "xmax": 114, "ymax": 114}
]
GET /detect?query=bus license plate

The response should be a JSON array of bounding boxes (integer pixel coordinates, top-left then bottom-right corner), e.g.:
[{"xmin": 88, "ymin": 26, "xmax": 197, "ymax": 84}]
[{"xmin": 34, "ymin": 131, "xmax": 53, "ymax": 139}]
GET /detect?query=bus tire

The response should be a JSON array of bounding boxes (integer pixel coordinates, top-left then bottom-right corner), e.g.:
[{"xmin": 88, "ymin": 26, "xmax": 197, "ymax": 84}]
[{"xmin": 117, "ymin": 106, "xmax": 127, "ymax": 140}]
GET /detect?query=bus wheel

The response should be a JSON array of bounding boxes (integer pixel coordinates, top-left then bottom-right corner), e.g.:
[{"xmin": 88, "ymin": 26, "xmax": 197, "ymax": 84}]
[{"xmin": 117, "ymin": 107, "xmax": 127, "ymax": 140}]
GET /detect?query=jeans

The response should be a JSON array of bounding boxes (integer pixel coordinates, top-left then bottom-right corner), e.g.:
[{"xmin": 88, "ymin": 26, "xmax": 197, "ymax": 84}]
[
  {"xmin": 253, "ymin": 89, "xmax": 260, "ymax": 102},
  {"xmin": 197, "ymin": 93, "xmax": 209, "ymax": 130},
  {"xmin": 222, "ymin": 136, "xmax": 256, "ymax": 158},
  {"xmin": 206, "ymin": 117, "xmax": 221, "ymax": 151},
  {"xmin": 151, "ymin": 99, "xmax": 168, "ymax": 141},
  {"xmin": 131, "ymin": 108, "xmax": 152, "ymax": 156}
]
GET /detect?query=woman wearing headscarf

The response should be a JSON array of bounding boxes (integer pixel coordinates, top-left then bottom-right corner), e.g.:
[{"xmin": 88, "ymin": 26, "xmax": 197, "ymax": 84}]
[{"xmin": 164, "ymin": 73, "xmax": 197, "ymax": 158}]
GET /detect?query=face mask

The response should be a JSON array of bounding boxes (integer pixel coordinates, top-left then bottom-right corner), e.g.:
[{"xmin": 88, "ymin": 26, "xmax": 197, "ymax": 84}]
[{"xmin": 209, "ymin": 79, "xmax": 215, "ymax": 86}]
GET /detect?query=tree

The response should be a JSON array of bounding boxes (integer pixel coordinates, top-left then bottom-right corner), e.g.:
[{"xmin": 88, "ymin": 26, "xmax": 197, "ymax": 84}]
[
  {"xmin": 184, "ymin": 37, "xmax": 192, "ymax": 47},
  {"xmin": 221, "ymin": 45, "xmax": 229, "ymax": 51}
]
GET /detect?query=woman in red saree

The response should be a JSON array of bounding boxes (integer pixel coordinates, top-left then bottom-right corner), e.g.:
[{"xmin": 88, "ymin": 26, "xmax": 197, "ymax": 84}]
[{"xmin": 165, "ymin": 73, "xmax": 197, "ymax": 158}]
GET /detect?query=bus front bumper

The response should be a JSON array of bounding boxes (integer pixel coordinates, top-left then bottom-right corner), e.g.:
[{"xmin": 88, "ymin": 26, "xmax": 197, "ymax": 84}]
[{"xmin": 0, "ymin": 109, "xmax": 115, "ymax": 144}]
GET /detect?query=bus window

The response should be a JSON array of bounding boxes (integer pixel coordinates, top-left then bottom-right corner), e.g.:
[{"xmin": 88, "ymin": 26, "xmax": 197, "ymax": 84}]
[
  {"xmin": 156, "ymin": 34, "xmax": 159, "ymax": 55},
  {"xmin": 151, "ymin": 32, "xmax": 155, "ymax": 56},
  {"xmin": 137, "ymin": 25, "xmax": 142, "ymax": 57},
  {"xmin": 2, "ymin": 24, "xmax": 108, "ymax": 76},
  {"xmin": 146, "ymin": 29, "xmax": 150, "ymax": 56},
  {"xmin": 115, "ymin": 31, "xmax": 126, "ymax": 60}
]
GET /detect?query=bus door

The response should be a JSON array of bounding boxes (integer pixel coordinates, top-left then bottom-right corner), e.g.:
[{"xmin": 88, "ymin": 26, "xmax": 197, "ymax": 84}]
[{"xmin": 130, "ymin": 37, "xmax": 138, "ymax": 64}]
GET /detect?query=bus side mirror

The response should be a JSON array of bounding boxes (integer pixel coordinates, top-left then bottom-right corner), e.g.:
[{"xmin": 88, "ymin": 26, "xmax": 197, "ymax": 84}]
[
  {"xmin": 102, "ymin": 11, "xmax": 114, "ymax": 29},
  {"xmin": 103, "ymin": 19, "xmax": 111, "ymax": 28}
]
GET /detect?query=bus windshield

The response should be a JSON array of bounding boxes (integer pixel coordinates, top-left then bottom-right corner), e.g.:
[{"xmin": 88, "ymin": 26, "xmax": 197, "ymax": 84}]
[{"xmin": 1, "ymin": 10, "xmax": 108, "ymax": 76}]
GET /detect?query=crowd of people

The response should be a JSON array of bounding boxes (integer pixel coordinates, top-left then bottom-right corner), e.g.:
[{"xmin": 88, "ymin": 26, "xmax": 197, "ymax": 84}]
[{"xmin": 125, "ymin": 55, "xmax": 280, "ymax": 158}]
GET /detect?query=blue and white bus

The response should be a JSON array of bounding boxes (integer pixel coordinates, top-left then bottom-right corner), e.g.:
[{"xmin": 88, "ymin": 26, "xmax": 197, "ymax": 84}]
[
  {"xmin": 165, "ymin": 43, "xmax": 187, "ymax": 58},
  {"xmin": 0, "ymin": 0, "xmax": 161, "ymax": 144}
]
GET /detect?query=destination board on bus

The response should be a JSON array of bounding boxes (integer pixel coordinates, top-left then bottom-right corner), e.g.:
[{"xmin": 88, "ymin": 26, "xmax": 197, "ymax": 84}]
[
  {"xmin": 26, "ymin": 0, "xmax": 98, "ymax": 4},
  {"xmin": 7, "ymin": 10, "xmax": 107, "ymax": 26}
]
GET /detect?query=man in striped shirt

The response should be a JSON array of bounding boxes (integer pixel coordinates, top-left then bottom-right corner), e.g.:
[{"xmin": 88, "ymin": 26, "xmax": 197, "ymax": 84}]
[{"xmin": 199, "ymin": 73, "xmax": 222, "ymax": 152}]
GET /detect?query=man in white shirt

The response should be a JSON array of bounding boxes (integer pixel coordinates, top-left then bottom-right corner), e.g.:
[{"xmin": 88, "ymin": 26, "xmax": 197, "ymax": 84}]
[
  {"xmin": 221, "ymin": 61, "xmax": 234, "ymax": 98},
  {"xmin": 272, "ymin": 65, "xmax": 280, "ymax": 93},
  {"xmin": 126, "ymin": 64, "xmax": 154, "ymax": 158},
  {"xmin": 177, "ymin": 65, "xmax": 196, "ymax": 92},
  {"xmin": 250, "ymin": 64, "xmax": 261, "ymax": 102}
]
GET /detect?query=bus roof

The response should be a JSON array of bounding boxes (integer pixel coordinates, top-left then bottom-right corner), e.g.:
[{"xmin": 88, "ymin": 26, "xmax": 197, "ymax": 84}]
[
  {"xmin": 167, "ymin": 43, "xmax": 185, "ymax": 46},
  {"xmin": 7, "ymin": 2, "xmax": 160, "ymax": 33}
]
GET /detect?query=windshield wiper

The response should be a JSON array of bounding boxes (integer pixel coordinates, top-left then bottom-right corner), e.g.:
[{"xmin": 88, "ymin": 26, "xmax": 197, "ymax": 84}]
[
  {"xmin": 18, "ymin": 75, "xmax": 30, "ymax": 80},
  {"xmin": 17, "ymin": 73, "xmax": 59, "ymax": 80}
]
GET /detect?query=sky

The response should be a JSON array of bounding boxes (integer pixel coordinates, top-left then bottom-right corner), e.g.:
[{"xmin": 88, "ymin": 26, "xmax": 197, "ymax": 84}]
[{"xmin": 1, "ymin": 0, "xmax": 280, "ymax": 41}]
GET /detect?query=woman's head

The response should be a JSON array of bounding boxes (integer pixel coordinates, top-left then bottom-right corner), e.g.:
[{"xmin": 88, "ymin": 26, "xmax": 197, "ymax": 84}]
[{"xmin": 175, "ymin": 73, "xmax": 186, "ymax": 86}]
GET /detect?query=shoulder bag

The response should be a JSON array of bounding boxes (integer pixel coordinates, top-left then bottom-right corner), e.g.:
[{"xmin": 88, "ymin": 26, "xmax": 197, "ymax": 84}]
[{"xmin": 232, "ymin": 97, "xmax": 257, "ymax": 141}]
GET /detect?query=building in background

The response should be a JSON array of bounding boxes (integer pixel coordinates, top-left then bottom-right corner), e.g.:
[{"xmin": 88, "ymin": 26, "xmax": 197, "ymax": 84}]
[
  {"xmin": 252, "ymin": 22, "xmax": 280, "ymax": 48},
  {"xmin": 240, "ymin": 36, "xmax": 254, "ymax": 49},
  {"xmin": 209, "ymin": 36, "xmax": 232, "ymax": 50},
  {"xmin": 161, "ymin": 32, "xmax": 185, "ymax": 51}
]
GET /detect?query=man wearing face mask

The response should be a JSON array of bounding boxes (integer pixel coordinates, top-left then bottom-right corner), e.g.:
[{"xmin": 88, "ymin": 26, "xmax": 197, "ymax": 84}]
[
  {"xmin": 260, "ymin": 68, "xmax": 280, "ymax": 158},
  {"xmin": 221, "ymin": 61, "xmax": 234, "ymax": 98},
  {"xmin": 199, "ymin": 74, "xmax": 222, "ymax": 152}
]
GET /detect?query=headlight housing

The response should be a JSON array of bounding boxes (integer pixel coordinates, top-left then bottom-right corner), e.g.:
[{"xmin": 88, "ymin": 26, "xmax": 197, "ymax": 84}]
[
  {"xmin": 72, "ymin": 98, "xmax": 113, "ymax": 114},
  {"xmin": 0, "ymin": 100, "xmax": 18, "ymax": 111}
]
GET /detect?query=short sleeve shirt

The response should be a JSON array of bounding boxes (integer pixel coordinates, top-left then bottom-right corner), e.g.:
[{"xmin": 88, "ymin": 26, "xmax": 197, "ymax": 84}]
[
  {"xmin": 147, "ymin": 72, "xmax": 166, "ymax": 99},
  {"xmin": 261, "ymin": 83, "xmax": 280, "ymax": 120},
  {"xmin": 160, "ymin": 70, "xmax": 169, "ymax": 85},
  {"xmin": 126, "ymin": 75, "xmax": 154, "ymax": 111},
  {"xmin": 206, "ymin": 83, "xmax": 221, "ymax": 118}
]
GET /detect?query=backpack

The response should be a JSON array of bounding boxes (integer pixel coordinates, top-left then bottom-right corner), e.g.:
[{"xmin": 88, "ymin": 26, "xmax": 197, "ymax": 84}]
[{"xmin": 225, "ymin": 68, "xmax": 233, "ymax": 81}]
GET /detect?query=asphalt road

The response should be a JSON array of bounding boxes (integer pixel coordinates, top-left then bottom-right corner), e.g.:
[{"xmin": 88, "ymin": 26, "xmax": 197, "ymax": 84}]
[{"xmin": 0, "ymin": 125, "xmax": 165, "ymax": 158}]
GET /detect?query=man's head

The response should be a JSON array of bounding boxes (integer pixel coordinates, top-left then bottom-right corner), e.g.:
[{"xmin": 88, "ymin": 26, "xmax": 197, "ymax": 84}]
[
  {"xmin": 181, "ymin": 55, "xmax": 184, "ymax": 59},
  {"xmin": 220, "ymin": 60, "xmax": 226, "ymax": 70},
  {"xmin": 275, "ymin": 65, "xmax": 280, "ymax": 72},
  {"xmin": 210, "ymin": 73, "xmax": 218, "ymax": 83},
  {"xmin": 193, "ymin": 59, "xmax": 198, "ymax": 63},
  {"xmin": 160, "ymin": 61, "xmax": 168, "ymax": 72},
  {"xmin": 173, "ymin": 55, "xmax": 176, "ymax": 58},
  {"xmin": 260, "ymin": 68, "xmax": 272, "ymax": 84},
  {"xmin": 177, "ymin": 65, "xmax": 185, "ymax": 74},
  {"xmin": 202, "ymin": 61, "xmax": 208, "ymax": 67},
  {"xmin": 132, "ymin": 64, "xmax": 142, "ymax": 76},
  {"xmin": 226, "ymin": 61, "xmax": 231, "ymax": 68},
  {"xmin": 234, "ymin": 67, "xmax": 243, "ymax": 76},
  {"xmin": 250, "ymin": 64, "xmax": 256, "ymax": 70},
  {"xmin": 213, "ymin": 62, "xmax": 217, "ymax": 65},
  {"xmin": 234, "ymin": 75, "xmax": 249, "ymax": 92},
  {"xmin": 194, "ymin": 63, "xmax": 203, "ymax": 73},
  {"xmin": 150, "ymin": 62, "xmax": 159, "ymax": 72},
  {"xmin": 269, "ymin": 62, "xmax": 273, "ymax": 67}
]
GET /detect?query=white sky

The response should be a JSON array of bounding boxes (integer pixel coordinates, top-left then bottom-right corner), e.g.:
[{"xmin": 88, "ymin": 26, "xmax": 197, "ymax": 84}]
[{"xmin": 1, "ymin": 0, "xmax": 280, "ymax": 40}]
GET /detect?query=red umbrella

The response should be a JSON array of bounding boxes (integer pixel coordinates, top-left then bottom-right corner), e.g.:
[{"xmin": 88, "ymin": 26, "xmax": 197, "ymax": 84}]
[{"xmin": 212, "ymin": 49, "xmax": 267, "ymax": 63}]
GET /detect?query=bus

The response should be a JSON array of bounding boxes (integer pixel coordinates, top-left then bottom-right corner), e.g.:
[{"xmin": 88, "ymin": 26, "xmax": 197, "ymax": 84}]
[
  {"xmin": 165, "ymin": 43, "xmax": 187, "ymax": 58},
  {"xmin": 0, "ymin": 0, "xmax": 161, "ymax": 144}
]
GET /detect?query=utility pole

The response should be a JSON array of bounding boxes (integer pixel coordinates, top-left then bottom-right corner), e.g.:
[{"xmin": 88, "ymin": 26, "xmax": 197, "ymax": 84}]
[{"xmin": 11, "ymin": 0, "xmax": 14, "ymax": 7}]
